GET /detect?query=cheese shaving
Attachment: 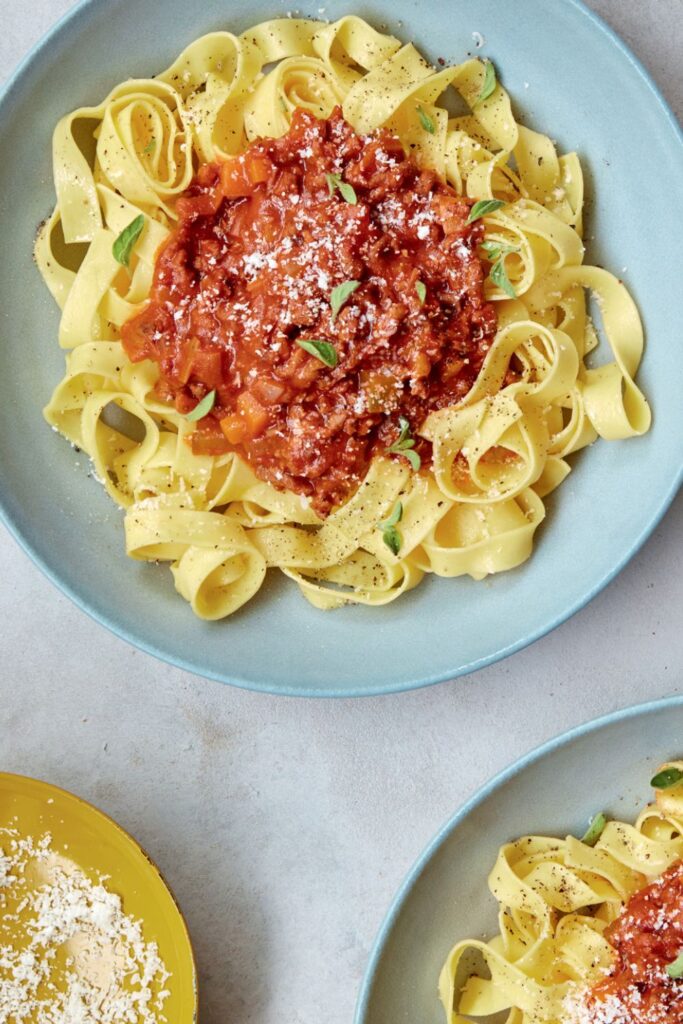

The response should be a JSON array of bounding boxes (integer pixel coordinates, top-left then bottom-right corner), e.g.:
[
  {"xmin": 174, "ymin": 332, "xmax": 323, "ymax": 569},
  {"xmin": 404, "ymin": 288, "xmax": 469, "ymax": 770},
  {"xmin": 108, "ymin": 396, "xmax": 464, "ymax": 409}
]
[{"xmin": 0, "ymin": 831, "xmax": 170, "ymax": 1022}]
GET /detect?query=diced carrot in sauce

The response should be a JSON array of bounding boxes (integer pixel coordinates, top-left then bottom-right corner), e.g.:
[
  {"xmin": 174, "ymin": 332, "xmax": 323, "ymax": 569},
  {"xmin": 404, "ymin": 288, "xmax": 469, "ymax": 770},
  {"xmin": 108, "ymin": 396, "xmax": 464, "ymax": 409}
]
[
  {"xmin": 218, "ymin": 162, "xmax": 248, "ymax": 198},
  {"xmin": 220, "ymin": 414, "xmax": 247, "ymax": 446},
  {"xmin": 121, "ymin": 320, "xmax": 154, "ymax": 362},
  {"xmin": 175, "ymin": 337, "xmax": 199, "ymax": 385},
  {"xmin": 187, "ymin": 348, "xmax": 223, "ymax": 390},
  {"xmin": 220, "ymin": 393, "xmax": 269, "ymax": 445},
  {"xmin": 244, "ymin": 152, "xmax": 272, "ymax": 185}
]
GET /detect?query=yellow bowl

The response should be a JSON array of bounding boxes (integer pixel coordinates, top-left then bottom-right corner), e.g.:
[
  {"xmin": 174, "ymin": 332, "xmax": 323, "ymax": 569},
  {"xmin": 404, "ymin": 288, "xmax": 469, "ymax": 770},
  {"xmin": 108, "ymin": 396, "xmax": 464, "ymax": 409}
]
[{"xmin": 0, "ymin": 772, "xmax": 198, "ymax": 1021}]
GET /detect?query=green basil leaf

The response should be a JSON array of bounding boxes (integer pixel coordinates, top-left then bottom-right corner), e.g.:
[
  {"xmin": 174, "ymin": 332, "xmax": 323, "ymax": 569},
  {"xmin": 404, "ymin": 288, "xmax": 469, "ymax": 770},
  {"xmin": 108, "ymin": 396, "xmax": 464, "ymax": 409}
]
[
  {"xmin": 490, "ymin": 255, "xmax": 517, "ymax": 298},
  {"xmin": 296, "ymin": 338, "xmax": 338, "ymax": 368},
  {"xmin": 112, "ymin": 214, "xmax": 145, "ymax": 268},
  {"xmin": 142, "ymin": 138, "xmax": 156, "ymax": 155},
  {"xmin": 185, "ymin": 389, "xmax": 216, "ymax": 422},
  {"xmin": 330, "ymin": 280, "xmax": 360, "ymax": 320},
  {"xmin": 326, "ymin": 172, "xmax": 357, "ymax": 204},
  {"xmin": 416, "ymin": 105, "xmax": 436, "ymax": 135},
  {"xmin": 338, "ymin": 180, "xmax": 357, "ymax": 204},
  {"xmin": 667, "ymin": 952, "xmax": 683, "ymax": 979},
  {"xmin": 651, "ymin": 766, "xmax": 683, "ymax": 789},
  {"xmin": 402, "ymin": 448, "xmax": 422, "ymax": 472},
  {"xmin": 397, "ymin": 416, "xmax": 411, "ymax": 444},
  {"xmin": 415, "ymin": 281, "xmax": 427, "ymax": 305},
  {"xmin": 475, "ymin": 60, "xmax": 497, "ymax": 106},
  {"xmin": 386, "ymin": 418, "xmax": 421, "ymax": 471},
  {"xmin": 466, "ymin": 199, "xmax": 506, "ymax": 224},
  {"xmin": 382, "ymin": 525, "xmax": 402, "ymax": 556},
  {"xmin": 481, "ymin": 240, "xmax": 519, "ymax": 261},
  {"xmin": 580, "ymin": 813, "xmax": 607, "ymax": 847},
  {"xmin": 379, "ymin": 501, "xmax": 403, "ymax": 530}
]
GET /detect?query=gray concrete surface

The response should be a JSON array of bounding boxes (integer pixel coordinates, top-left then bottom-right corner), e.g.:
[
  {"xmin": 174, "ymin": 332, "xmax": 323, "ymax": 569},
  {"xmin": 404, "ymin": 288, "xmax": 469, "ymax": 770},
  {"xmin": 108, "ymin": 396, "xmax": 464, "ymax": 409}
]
[{"xmin": 1, "ymin": 2, "xmax": 681, "ymax": 1022}]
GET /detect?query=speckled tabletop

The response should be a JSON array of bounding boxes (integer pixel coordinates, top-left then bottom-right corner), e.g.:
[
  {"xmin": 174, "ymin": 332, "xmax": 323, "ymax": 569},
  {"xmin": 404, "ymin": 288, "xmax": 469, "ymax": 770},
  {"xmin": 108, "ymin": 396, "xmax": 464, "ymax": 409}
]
[{"xmin": 1, "ymin": 1, "xmax": 682, "ymax": 1021}]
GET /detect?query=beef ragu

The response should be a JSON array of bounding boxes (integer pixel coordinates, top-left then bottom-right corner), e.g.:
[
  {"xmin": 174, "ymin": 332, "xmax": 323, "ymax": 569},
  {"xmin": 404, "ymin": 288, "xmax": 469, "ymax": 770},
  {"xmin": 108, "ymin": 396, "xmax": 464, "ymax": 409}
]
[
  {"xmin": 577, "ymin": 860, "xmax": 683, "ymax": 1024},
  {"xmin": 122, "ymin": 107, "xmax": 497, "ymax": 516}
]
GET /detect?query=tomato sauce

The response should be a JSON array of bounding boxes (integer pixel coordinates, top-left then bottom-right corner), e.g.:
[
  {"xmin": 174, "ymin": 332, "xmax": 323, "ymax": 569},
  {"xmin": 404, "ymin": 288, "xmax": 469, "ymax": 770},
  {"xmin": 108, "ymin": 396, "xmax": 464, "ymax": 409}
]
[
  {"xmin": 121, "ymin": 108, "xmax": 497, "ymax": 515},
  {"xmin": 585, "ymin": 859, "xmax": 683, "ymax": 1023}
]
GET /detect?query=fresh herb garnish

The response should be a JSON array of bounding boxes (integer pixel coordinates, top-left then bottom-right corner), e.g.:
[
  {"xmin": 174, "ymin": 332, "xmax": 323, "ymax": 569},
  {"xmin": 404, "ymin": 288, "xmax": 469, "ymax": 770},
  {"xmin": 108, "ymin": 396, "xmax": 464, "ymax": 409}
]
[
  {"xmin": 378, "ymin": 501, "xmax": 403, "ymax": 556},
  {"xmin": 466, "ymin": 198, "xmax": 506, "ymax": 224},
  {"xmin": 330, "ymin": 280, "xmax": 360, "ymax": 321},
  {"xmin": 481, "ymin": 234, "xmax": 519, "ymax": 299},
  {"xmin": 666, "ymin": 952, "xmax": 683, "ymax": 979},
  {"xmin": 296, "ymin": 338, "xmax": 338, "ymax": 368},
  {"xmin": 326, "ymin": 172, "xmax": 357, "ymax": 205},
  {"xmin": 386, "ymin": 416, "xmax": 421, "ymax": 471},
  {"xmin": 185, "ymin": 389, "xmax": 216, "ymax": 422},
  {"xmin": 475, "ymin": 59, "xmax": 497, "ymax": 106},
  {"xmin": 580, "ymin": 813, "xmax": 607, "ymax": 847},
  {"xmin": 112, "ymin": 214, "xmax": 145, "ymax": 268},
  {"xmin": 489, "ymin": 253, "xmax": 517, "ymax": 298},
  {"xmin": 481, "ymin": 240, "xmax": 519, "ymax": 260},
  {"xmin": 415, "ymin": 281, "xmax": 427, "ymax": 305},
  {"xmin": 142, "ymin": 138, "xmax": 156, "ymax": 155},
  {"xmin": 651, "ymin": 766, "xmax": 683, "ymax": 790},
  {"xmin": 482, "ymin": 239, "xmax": 520, "ymax": 297},
  {"xmin": 380, "ymin": 502, "xmax": 403, "ymax": 528},
  {"xmin": 416, "ymin": 105, "xmax": 436, "ymax": 135}
]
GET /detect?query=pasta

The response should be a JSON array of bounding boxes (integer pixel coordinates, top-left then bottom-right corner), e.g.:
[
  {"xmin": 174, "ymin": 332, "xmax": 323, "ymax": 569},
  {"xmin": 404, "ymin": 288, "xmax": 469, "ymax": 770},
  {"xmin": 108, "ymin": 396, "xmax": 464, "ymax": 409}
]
[
  {"xmin": 35, "ymin": 17, "xmax": 651, "ymax": 619},
  {"xmin": 439, "ymin": 763, "xmax": 683, "ymax": 1024}
]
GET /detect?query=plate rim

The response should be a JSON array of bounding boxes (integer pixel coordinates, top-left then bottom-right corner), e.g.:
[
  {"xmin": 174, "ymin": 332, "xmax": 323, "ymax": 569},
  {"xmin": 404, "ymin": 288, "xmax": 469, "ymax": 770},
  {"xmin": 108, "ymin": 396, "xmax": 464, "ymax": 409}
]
[
  {"xmin": 354, "ymin": 691, "xmax": 683, "ymax": 1022},
  {"xmin": 0, "ymin": 769, "xmax": 199, "ymax": 1020},
  {"xmin": 0, "ymin": 0, "xmax": 681, "ymax": 697}
]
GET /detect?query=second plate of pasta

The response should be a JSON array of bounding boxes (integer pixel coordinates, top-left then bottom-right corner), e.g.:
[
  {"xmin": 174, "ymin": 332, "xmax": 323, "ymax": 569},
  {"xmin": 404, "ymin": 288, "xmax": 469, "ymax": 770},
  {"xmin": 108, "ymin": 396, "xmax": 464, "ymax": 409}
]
[{"xmin": 356, "ymin": 695, "xmax": 683, "ymax": 1023}]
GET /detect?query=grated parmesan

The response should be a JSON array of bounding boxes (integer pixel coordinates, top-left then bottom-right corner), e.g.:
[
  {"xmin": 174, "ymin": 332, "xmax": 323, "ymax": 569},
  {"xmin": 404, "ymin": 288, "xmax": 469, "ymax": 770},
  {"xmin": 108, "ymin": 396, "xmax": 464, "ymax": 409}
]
[{"xmin": 0, "ymin": 831, "xmax": 170, "ymax": 1023}]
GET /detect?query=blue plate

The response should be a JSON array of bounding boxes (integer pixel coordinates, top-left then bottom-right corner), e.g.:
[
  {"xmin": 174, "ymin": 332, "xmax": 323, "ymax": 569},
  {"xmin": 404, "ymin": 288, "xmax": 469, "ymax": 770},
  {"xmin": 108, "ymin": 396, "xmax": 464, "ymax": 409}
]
[
  {"xmin": 0, "ymin": 0, "xmax": 680, "ymax": 695},
  {"xmin": 356, "ymin": 695, "xmax": 683, "ymax": 1022}
]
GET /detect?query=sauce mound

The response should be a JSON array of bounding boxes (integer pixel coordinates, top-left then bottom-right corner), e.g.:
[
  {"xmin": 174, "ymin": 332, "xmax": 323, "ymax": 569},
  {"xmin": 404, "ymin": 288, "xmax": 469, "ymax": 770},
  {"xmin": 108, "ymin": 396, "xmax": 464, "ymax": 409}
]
[
  {"xmin": 122, "ymin": 108, "xmax": 496, "ymax": 516},
  {"xmin": 583, "ymin": 859, "xmax": 683, "ymax": 1023}
]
